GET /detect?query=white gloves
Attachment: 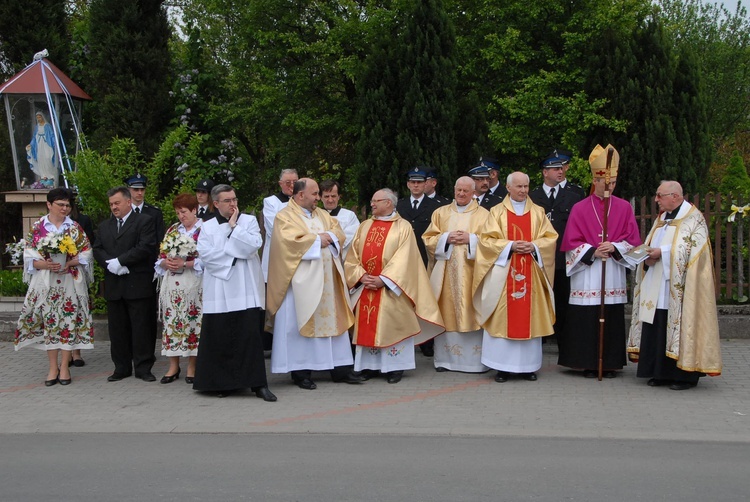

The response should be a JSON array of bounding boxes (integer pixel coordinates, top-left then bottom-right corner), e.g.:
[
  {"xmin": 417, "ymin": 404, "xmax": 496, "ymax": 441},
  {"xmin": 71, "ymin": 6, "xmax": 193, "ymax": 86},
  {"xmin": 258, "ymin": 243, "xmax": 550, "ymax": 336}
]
[{"xmin": 106, "ymin": 258, "xmax": 130, "ymax": 275}]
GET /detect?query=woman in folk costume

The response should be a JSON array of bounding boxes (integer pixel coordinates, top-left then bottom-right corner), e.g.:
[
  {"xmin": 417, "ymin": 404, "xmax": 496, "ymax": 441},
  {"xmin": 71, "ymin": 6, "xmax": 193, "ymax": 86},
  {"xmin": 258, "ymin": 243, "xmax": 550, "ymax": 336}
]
[
  {"xmin": 557, "ymin": 145, "xmax": 641, "ymax": 378},
  {"xmin": 155, "ymin": 194, "xmax": 203, "ymax": 385},
  {"xmin": 15, "ymin": 188, "xmax": 94, "ymax": 386}
]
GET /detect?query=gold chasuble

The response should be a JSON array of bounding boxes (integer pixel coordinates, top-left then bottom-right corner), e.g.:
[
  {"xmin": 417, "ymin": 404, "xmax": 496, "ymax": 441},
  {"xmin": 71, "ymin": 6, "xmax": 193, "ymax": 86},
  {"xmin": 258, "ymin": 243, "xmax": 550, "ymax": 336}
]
[
  {"xmin": 627, "ymin": 205, "xmax": 722, "ymax": 375},
  {"xmin": 423, "ymin": 201, "xmax": 499, "ymax": 332},
  {"xmin": 345, "ymin": 214, "xmax": 444, "ymax": 348},
  {"xmin": 266, "ymin": 199, "xmax": 354, "ymax": 338},
  {"xmin": 473, "ymin": 198, "xmax": 557, "ymax": 340}
]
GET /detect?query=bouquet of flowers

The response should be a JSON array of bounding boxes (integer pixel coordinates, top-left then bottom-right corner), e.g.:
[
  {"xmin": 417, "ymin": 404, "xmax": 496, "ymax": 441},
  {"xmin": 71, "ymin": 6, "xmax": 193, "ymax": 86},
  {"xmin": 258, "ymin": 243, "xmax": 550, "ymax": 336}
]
[
  {"xmin": 160, "ymin": 232, "xmax": 198, "ymax": 259},
  {"xmin": 35, "ymin": 233, "xmax": 78, "ymax": 257},
  {"xmin": 4, "ymin": 238, "xmax": 24, "ymax": 266}
]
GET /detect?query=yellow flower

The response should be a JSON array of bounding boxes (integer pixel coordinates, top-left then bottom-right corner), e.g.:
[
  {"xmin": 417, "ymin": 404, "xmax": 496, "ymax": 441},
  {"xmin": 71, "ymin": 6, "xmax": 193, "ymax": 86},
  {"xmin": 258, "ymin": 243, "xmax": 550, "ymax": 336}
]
[{"xmin": 58, "ymin": 235, "xmax": 78, "ymax": 255}]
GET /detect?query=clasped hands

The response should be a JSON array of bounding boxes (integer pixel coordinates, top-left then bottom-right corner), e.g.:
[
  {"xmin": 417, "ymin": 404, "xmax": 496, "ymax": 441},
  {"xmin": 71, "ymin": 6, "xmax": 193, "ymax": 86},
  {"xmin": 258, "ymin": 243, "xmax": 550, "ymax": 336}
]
[
  {"xmin": 447, "ymin": 230, "xmax": 470, "ymax": 246},
  {"xmin": 35, "ymin": 257, "xmax": 79, "ymax": 274},
  {"xmin": 361, "ymin": 273, "xmax": 385, "ymax": 290},
  {"xmin": 163, "ymin": 256, "xmax": 191, "ymax": 272},
  {"xmin": 593, "ymin": 241, "xmax": 616, "ymax": 259},
  {"xmin": 106, "ymin": 258, "xmax": 130, "ymax": 275},
  {"xmin": 512, "ymin": 240, "xmax": 535, "ymax": 254}
]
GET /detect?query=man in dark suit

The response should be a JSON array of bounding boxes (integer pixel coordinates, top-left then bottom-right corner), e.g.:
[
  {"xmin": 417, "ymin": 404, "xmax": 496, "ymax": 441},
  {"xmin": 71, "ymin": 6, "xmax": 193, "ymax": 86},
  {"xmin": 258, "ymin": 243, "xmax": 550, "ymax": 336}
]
[
  {"xmin": 424, "ymin": 169, "xmax": 450, "ymax": 206},
  {"xmin": 195, "ymin": 178, "xmax": 215, "ymax": 221},
  {"xmin": 396, "ymin": 167, "xmax": 441, "ymax": 267},
  {"xmin": 468, "ymin": 164, "xmax": 502, "ymax": 210},
  {"xmin": 481, "ymin": 156, "xmax": 509, "ymax": 200},
  {"xmin": 544, "ymin": 149, "xmax": 587, "ymax": 199},
  {"xmin": 94, "ymin": 186, "xmax": 159, "ymax": 382},
  {"xmin": 125, "ymin": 173, "xmax": 165, "ymax": 245},
  {"xmin": 529, "ymin": 150, "xmax": 586, "ymax": 338}
]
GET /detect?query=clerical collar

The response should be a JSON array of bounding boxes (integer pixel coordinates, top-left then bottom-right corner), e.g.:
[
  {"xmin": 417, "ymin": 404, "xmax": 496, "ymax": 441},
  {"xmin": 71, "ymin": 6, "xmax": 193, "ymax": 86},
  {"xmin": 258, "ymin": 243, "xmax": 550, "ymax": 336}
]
[
  {"xmin": 328, "ymin": 207, "xmax": 341, "ymax": 217},
  {"xmin": 275, "ymin": 193, "xmax": 290, "ymax": 203},
  {"xmin": 374, "ymin": 211, "xmax": 396, "ymax": 221},
  {"xmin": 510, "ymin": 199, "xmax": 526, "ymax": 215},
  {"xmin": 664, "ymin": 201, "xmax": 687, "ymax": 220},
  {"xmin": 215, "ymin": 213, "xmax": 230, "ymax": 225}
]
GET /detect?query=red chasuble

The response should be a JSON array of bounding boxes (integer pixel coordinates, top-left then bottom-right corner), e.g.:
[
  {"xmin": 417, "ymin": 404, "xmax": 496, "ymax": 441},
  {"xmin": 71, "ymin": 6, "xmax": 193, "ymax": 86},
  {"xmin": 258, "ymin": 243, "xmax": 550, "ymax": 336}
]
[
  {"xmin": 506, "ymin": 211, "xmax": 532, "ymax": 339},
  {"xmin": 356, "ymin": 220, "xmax": 393, "ymax": 346}
]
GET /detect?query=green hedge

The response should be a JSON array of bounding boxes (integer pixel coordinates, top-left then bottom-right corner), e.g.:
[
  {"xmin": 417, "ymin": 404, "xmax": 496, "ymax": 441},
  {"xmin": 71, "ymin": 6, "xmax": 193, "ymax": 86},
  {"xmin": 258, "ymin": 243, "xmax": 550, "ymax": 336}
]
[{"xmin": 0, "ymin": 269, "xmax": 28, "ymax": 297}]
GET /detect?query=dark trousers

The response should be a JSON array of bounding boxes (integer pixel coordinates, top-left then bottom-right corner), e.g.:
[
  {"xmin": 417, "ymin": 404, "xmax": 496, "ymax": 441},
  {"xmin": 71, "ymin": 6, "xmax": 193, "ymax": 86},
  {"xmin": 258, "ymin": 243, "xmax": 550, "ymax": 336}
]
[
  {"xmin": 107, "ymin": 297, "xmax": 157, "ymax": 377},
  {"xmin": 292, "ymin": 366, "xmax": 353, "ymax": 382},
  {"xmin": 637, "ymin": 309, "xmax": 701, "ymax": 385},
  {"xmin": 553, "ymin": 268, "xmax": 570, "ymax": 338}
]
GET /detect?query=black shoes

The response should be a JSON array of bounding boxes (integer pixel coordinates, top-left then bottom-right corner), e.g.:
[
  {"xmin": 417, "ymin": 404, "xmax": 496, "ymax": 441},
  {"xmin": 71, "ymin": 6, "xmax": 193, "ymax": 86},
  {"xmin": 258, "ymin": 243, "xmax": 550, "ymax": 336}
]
[
  {"xmin": 107, "ymin": 373, "xmax": 131, "ymax": 382},
  {"xmin": 293, "ymin": 378, "xmax": 317, "ymax": 390},
  {"xmin": 332, "ymin": 372, "xmax": 366, "ymax": 384},
  {"xmin": 185, "ymin": 376, "xmax": 194, "ymax": 384},
  {"xmin": 45, "ymin": 372, "xmax": 59, "ymax": 387},
  {"xmin": 494, "ymin": 371, "xmax": 509, "ymax": 383},
  {"xmin": 669, "ymin": 382, "xmax": 696, "ymax": 391},
  {"xmin": 137, "ymin": 372, "xmax": 157, "ymax": 382},
  {"xmin": 583, "ymin": 370, "xmax": 597, "ymax": 378},
  {"xmin": 435, "ymin": 366, "xmax": 449, "ymax": 372},
  {"xmin": 160, "ymin": 369, "xmax": 181, "ymax": 384},
  {"xmin": 386, "ymin": 371, "xmax": 403, "ymax": 384},
  {"xmin": 647, "ymin": 378, "xmax": 669, "ymax": 387},
  {"xmin": 494, "ymin": 371, "xmax": 537, "ymax": 382},
  {"xmin": 71, "ymin": 358, "xmax": 85, "ymax": 367},
  {"xmin": 357, "ymin": 369, "xmax": 380, "ymax": 381},
  {"xmin": 253, "ymin": 386, "xmax": 278, "ymax": 402},
  {"xmin": 420, "ymin": 346, "xmax": 434, "ymax": 357}
]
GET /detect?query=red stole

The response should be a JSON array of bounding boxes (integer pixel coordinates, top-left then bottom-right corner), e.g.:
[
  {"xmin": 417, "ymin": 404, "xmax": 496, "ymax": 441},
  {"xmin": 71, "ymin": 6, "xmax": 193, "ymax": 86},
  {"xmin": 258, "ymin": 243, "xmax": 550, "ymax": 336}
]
[
  {"xmin": 506, "ymin": 211, "xmax": 532, "ymax": 339},
  {"xmin": 356, "ymin": 220, "xmax": 393, "ymax": 346}
]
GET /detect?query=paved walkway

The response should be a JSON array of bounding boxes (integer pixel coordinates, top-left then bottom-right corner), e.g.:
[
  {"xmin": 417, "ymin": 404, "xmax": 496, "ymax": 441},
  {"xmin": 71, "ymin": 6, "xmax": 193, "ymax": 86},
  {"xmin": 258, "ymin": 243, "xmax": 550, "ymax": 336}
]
[{"xmin": 1, "ymin": 340, "xmax": 748, "ymax": 442}]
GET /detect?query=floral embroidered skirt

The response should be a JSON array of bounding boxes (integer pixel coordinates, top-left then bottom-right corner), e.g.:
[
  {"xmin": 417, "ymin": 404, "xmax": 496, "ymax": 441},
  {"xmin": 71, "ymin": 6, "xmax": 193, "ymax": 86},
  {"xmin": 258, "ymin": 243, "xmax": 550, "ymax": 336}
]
[
  {"xmin": 15, "ymin": 273, "xmax": 93, "ymax": 351},
  {"xmin": 158, "ymin": 269, "xmax": 202, "ymax": 357}
]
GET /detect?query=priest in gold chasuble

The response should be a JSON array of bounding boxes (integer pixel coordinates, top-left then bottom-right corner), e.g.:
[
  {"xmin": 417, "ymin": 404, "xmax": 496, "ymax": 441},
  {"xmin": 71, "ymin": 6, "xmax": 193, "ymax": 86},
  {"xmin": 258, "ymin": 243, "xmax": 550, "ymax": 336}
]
[
  {"xmin": 267, "ymin": 179, "xmax": 362, "ymax": 390},
  {"xmin": 473, "ymin": 172, "xmax": 557, "ymax": 383},
  {"xmin": 345, "ymin": 188, "xmax": 444, "ymax": 384},
  {"xmin": 627, "ymin": 181, "xmax": 721, "ymax": 390},
  {"xmin": 423, "ymin": 176, "xmax": 500, "ymax": 373}
]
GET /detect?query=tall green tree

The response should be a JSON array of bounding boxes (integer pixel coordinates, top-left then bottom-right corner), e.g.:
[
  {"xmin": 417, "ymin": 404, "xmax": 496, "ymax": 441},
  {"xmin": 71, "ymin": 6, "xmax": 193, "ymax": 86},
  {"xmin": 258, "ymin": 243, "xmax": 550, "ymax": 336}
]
[
  {"xmin": 356, "ymin": 0, "xmax": 459, "ymax": 203},
  {"xmin": 81, "ymin": 0, "xmax": 172, "ymax": 160},
  {"xmin": 585, "ymin": 17, "xmax": 710, "ymax": 197},
  {"xmin": 0, "ymin": 0, "xmax": 70, "ymax": 75}
]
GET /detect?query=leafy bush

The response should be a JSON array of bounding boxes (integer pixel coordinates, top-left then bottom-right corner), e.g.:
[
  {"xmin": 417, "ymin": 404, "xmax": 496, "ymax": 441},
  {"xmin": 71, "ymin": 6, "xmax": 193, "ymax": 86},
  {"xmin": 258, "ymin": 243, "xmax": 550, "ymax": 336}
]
[{"xmin": 0, "ymin": 269, "xmax": 28, "ymax": 297}]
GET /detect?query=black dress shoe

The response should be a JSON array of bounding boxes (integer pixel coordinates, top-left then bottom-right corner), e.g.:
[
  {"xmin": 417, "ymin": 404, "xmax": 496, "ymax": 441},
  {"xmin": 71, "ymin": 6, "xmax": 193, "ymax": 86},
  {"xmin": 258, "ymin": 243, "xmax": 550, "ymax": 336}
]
[
  {"xmin": 58, "ymin": 375, "xmax": 72, "ymax": 386},
  {"xmin": 333, "ymin": 372, "xmax": 366, "ymax": 384},
  {"xmin": 71, "ymin": 358, "xmax": 85, "ymax": 367},
  {"xmin": 435, "ymin": 366, "xmax": 449, "ymax": 372},
  {"xmin": 45, "ymin": 373, "xmax": 59, "ymax": 387},
  {"xmin": 184, "ymin": 376, "xmax": 194, "ymax": 384},
  {"xmin": 386, "ymin": 371, "xmax": 403, "ymax": 384},
  {"xmin": 669, "ymin": 382, "xmax": 696, "ymax": 391},
  {"xmin": 107, "ymin": 373, "xmax": 131, "ymax": 382},
  {"xmin": 647, "ymin": 378, "xmax": 670, "ymax": 387},
  {"xmin": 357, "ymin": 369, "xmax": 380, "ymax": 381},
  {"xmin": 420, "ymin": 346, "xmax": 434, "ymax": 357},
  {"xmin": 293, "ymin": 378, "xmax": 317, "ymax": 390},
  {"xmin": 522, "ymin": 372, "xmax": 538, "ymax": 381},
  {"xmin": 137, "ymin": 372, "xmax": 157, "ymax": 382},
  {"xmin": 253, "ymin": 386, "xmax": 278, "ymax": 402},
  {"xmin": 603, "ymin": 371, "xmax": 617, "ymax": 379},
  {"xmin": 583, "ymin": 370, "xmax": 597, "ymax": 378},
  {"xmin": 160, "ymin": 369, "xmax": 181, "ymax": 384},
  {"xmin": 494, "ymin": 371, "xmax": 509, "ymax": 383}
]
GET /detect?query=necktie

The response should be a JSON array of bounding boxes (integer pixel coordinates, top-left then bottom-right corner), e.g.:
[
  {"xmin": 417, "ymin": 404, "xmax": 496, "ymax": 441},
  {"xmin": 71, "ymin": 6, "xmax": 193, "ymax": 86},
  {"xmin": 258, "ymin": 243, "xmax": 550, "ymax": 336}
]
[
  {"xmin": 134, "ymin": 206, "xmax": 141, "ymax": 214},
  {"xmin": 549, "ymin": 187, "xmax": 556, "ymax": 201},
  {"xmin": 117, "ymin": 218, "xmax": 124, "ymax": 233},
  {"xmin": 413, "ymin": 200, "xmax": 418, "ymax": 210},
  {"xmin": 198, "ymin": 207, "xmax": 205, "ymax": 217}
]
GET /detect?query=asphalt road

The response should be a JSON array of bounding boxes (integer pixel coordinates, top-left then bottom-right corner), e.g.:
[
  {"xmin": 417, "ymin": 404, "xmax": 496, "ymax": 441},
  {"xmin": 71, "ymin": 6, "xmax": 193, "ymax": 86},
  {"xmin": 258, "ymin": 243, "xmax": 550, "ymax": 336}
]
[{"xmin": 1, "ymin": 434, "xmax": 748, "ymax": 501}]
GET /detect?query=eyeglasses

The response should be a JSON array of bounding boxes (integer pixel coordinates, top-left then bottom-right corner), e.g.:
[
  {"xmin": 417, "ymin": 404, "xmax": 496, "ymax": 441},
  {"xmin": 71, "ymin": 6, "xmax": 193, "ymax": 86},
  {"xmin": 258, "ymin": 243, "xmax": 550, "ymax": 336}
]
[
  {"xmin": 655, "ymin": 192, "xmax": 676, "ymax": 198},
  {"xmin": 370, "ymin": 199, "xmax": 389, "ymax": 204},
  {"xmin": 280, "ymin": 180, "xmax": 297, "ymax": 186},
  {"xmin": 217, "ymin": 197, "xmax": 239, "ymax": 204},
  {"xmin": 52, "ymin": 202, "xmax": 71, "ymax": 209}
]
